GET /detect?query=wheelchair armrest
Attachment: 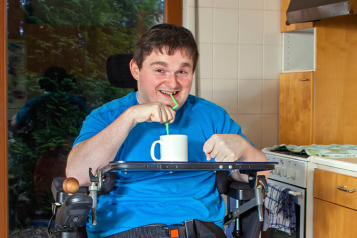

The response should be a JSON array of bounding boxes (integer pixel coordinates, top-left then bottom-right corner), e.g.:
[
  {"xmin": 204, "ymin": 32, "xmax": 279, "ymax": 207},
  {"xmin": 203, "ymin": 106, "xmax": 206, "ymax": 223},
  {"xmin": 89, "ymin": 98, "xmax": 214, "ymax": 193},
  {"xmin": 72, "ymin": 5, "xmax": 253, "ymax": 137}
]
[
  {"xmin": 51, "ymin": 173, "xmax": 116, "ymax": 203},
  {"xmin": 216, "ymin": 171, "xmax": 256, "ymax": 200},
  {"xmin": 51, "ymin": 177, "xmax": 89, "ymax": 203},
  {"xmin": 49, "ymin": 174, "xmax": 116, "ymax": 236}
]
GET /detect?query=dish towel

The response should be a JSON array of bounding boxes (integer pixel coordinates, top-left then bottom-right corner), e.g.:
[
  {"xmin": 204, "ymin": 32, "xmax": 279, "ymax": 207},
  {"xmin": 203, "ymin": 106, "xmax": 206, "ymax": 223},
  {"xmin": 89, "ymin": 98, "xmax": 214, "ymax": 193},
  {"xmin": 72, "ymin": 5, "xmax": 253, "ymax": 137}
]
[
  {"xmin": 274, "ymin": 144, "xmax": 357, "ymax": 157},
  {"xmin": 264, "ymin": 184, "xmax": 296, "ymax": 235}
]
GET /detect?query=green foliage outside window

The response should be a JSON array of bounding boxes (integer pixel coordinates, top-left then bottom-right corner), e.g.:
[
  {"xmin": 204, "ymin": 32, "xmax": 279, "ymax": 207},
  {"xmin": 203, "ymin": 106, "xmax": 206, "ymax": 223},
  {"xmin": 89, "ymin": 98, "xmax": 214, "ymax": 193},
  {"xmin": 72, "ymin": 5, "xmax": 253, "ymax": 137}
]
[{"xmin": 8, "ymin": 0, "xmax": 164, "ymax": 230}]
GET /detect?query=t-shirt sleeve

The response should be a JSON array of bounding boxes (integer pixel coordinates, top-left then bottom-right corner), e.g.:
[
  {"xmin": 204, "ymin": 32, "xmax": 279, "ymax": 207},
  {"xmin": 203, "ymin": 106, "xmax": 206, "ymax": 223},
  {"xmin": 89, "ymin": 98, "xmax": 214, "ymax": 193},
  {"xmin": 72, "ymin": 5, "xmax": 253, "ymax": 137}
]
[{"xmin": 73, "ymin": 107, "xmax": 123, "ymax": 148}]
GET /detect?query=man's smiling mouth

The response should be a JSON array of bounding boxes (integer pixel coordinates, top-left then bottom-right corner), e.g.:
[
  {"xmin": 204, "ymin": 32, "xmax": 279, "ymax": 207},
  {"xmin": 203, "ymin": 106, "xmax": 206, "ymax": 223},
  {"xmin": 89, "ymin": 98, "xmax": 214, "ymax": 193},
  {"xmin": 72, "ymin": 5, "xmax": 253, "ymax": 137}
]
[{"xmin": 159, "ymin": 90, "xmax": 179, "ymax": 95}]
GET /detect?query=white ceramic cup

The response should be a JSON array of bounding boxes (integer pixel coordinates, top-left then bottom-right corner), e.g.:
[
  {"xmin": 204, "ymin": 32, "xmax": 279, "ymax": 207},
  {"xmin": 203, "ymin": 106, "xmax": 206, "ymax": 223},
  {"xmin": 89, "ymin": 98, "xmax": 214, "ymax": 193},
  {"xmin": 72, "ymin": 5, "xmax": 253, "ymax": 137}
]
[{"xmin": 150, "ymin": 135, "xmax": 188, "ymax": 162}]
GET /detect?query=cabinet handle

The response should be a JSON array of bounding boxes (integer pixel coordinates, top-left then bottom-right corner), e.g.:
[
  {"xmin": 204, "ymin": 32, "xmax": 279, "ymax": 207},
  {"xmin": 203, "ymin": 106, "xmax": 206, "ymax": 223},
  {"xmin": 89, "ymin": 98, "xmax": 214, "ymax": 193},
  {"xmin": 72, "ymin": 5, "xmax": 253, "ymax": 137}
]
[
  {"xmin": 299, "ymin": 78, "xmax": 309, "ymax": 81},
  {"xmin": 337, "ymin": 185, "xmax": 357, "ymax": 193}
]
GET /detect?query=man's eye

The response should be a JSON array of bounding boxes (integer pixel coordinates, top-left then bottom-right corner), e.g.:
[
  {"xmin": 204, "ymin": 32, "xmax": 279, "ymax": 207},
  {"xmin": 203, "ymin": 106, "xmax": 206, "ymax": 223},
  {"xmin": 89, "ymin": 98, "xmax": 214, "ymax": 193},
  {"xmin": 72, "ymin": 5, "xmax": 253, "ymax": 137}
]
[
  {"xmin": 178, "ymin": 70, "xmax": 186, "ymax": 74},
  {"xmin": 157, "ymin": 69, "xmax": 163, "ymax": 73}
]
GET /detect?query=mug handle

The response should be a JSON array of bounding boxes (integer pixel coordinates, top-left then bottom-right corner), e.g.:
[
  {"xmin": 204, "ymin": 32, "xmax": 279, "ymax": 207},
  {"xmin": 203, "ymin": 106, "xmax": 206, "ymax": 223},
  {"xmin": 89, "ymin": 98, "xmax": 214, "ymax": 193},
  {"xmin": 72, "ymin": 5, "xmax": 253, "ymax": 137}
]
[{"xmin": 151, "ymin": 140, "xmax": 163, "ymax": 161}]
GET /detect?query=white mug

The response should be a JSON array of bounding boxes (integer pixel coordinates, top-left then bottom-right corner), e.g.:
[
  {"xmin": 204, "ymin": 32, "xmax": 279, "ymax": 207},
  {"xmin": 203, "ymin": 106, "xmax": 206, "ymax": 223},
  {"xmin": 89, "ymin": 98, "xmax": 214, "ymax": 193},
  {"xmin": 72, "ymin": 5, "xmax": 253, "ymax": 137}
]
[{"xmin": 150, "ymin": 135, "xmax": 188, "ymax": 162}]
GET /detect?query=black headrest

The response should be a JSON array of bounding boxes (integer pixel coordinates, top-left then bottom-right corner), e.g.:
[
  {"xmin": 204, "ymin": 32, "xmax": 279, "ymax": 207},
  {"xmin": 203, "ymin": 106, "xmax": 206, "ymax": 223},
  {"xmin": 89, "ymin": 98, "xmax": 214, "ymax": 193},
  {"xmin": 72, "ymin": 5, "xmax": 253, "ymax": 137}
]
[{"xmin": 106, "ymin": 54, "xmax": 137, "ymax": 89}]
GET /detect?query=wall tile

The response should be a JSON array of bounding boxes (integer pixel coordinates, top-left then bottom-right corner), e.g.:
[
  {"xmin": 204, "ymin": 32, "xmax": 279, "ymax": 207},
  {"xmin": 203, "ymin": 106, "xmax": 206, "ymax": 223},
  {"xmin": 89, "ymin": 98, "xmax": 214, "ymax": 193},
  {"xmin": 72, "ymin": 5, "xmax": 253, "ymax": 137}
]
[
  {"xmin": 237, "ymin": 115, "xmax": 262, "ymax": 149},
  {"xmin": 199, "ymin": 0, "xmax": 213, "ymax": 7},
  {"xmin": 213, "ymin": 44, "xmax": 238, "ymax": 79},
  {"xmin": 187, "ymin": 7, "xmax": 196, "ymax": 34},
  {"xmin": 238, "ymin": 80, "xmax": 263, "ymax": 114},
  {"xmin": 214, "ymin": 0, "xmax": 239, "ymax": 9},
  {"xmin": 263, "ymin": 45, "xmax": 282, "ymax": 79},
  {"xmin": 198, "ymin": 43, "xmax": 213, "ymax": 79},
  {"xmin": 262, "ymin": 114, "xmax": 279, "ymax": 148},
  {"xmin": 238, "ymin": 45, "xmax": 263, "ymax": 80},
  {"xmin": 213, "ymin": 79, "xmax": 238, "ymax": 113},
  {"xmin": 239, "ymin": 10, "xmax": 264, "ymax": 44},
  {"xmin": 239, "ymin": 0, "xmax": 264, "ymax": 10},
  {"xmin": 182, "ymin": 2, "xmax": 188, "ymax": 28},
  {"xmin": 190, "ymin": 72, "xmax": 196, "ymax": 96},
  {"xmin": 264, "ymin": 11, "xmax": 282, "ymax": 45},
  {"xmin": 192, "ymin": 3, "xmax": 282, "ymax": 151},
  {"xmin": 263, "ymin": 79, "xmax": 279, "ymax": 114},
  {"xmin": 199, "ymin": 8, "xmax": 213, "ymax": 43},
  {"xmin": 213, "ymin": 9, "xmax": 239, "ymax": 44},
  {"xmin": 199, "ymin": 79, "xmax": 213, "ymax": 101},
  {"xmin": 187, "ymin": 0, "xmax": 196, "ymax": 7},
  {"xmin": 264, "ymin": 0, "xmax": 280, "ymax": 10},
  {"xmin": 230, "ymin": 114, "xmax": 238, "ymax": 123}
]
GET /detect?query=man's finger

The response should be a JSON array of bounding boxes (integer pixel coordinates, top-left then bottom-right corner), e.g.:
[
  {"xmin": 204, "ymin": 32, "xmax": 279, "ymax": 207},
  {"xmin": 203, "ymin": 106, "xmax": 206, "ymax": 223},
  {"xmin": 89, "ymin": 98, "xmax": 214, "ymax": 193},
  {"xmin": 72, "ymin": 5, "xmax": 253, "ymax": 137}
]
[
  {"xmin": 210, "ymin": 146, "xmax": 220, "ymax": 159},
  {"xmin": 164, "ymin": 106, "xmax": 174, "ymax": 123},
  {"xmin": 150, "ymin": 107, "xmax": 162, "ymax": 122},
  {"xmin": 168, "ymin": 108, "xmax": 176, "ymax": 123},
  {"xmin": 206, "ymin": 153, "xmax": 212, "ymax": 161},
  {"xmin": 216, "ymin": 154, "xmax": 227, "ymax": 162},
  {"xmin": 203, "ymin": 135, "xmax": 217, "ymax": 154},
  {"xmin": 222, "ymin": 156, "xmax": 235, "ymax": 162}
]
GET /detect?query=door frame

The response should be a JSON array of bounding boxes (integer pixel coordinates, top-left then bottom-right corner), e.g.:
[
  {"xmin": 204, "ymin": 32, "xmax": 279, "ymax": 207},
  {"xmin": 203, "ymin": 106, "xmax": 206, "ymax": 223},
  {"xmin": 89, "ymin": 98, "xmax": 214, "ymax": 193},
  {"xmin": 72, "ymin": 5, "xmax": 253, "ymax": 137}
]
[
  {"xmin": 1, "ymin": 0, "xmax": 9, "ymax": 236},
  {"xmin": 0, "ymin": 1, "xmax": 181, "ymax": 235}
]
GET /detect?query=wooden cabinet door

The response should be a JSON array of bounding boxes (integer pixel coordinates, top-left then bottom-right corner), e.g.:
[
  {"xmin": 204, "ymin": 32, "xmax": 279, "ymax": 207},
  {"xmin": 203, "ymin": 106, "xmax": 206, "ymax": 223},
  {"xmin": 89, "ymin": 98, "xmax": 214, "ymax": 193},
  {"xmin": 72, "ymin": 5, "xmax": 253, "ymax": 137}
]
[
  {"xmin": 280, "ymin": 0, "xmax": 315, "ymax": 33},
  {"xmin": 314, "ymin": 198, "xmax": 357, "ymax": 238},
  {"xmin": 314, "ymin": 15, "xmax": 357, "ymax": 144},
  {"xmin": 279, "ymin": 72, "xmax": 314, "ymax": 145},
  {"xmin": 314, "ymin": 169, "xmax": 357, "ymax": 210}
]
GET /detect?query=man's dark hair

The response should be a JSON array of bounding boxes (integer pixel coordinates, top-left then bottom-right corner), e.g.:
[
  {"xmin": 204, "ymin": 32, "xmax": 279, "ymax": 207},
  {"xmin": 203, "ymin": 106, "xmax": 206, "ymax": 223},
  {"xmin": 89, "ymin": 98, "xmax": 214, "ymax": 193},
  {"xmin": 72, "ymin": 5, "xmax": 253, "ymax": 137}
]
[{"xmin": 133, "ymin": 24, "xmax": 199, "ymax": 71}]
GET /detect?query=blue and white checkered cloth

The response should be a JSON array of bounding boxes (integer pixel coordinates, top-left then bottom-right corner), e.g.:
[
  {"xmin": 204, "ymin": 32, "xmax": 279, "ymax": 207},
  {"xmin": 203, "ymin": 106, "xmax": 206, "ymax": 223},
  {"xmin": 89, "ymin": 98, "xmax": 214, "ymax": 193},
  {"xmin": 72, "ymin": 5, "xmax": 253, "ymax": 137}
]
[{"xmin": 264, "ymin": 183, "xmax": 296, "ymax": 235}]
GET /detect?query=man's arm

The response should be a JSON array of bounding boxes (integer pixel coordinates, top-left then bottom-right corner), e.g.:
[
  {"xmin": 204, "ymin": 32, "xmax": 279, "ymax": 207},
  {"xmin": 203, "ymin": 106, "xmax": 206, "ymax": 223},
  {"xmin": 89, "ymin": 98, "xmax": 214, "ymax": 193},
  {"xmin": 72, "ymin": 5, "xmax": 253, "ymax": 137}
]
[
  {"xmin": 203, "ymin": 134, "xmax": 269, "ymax": 183},
  {"xmin": 66, "ymin": 102, "xmax": 176, "ymax": 186}
]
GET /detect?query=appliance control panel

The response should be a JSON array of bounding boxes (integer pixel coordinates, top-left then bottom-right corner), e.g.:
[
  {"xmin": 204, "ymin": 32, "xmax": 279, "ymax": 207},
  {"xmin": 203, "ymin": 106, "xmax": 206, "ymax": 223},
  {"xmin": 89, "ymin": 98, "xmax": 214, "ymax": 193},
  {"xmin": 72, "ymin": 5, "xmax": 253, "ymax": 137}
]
[{"xmin": 265, "ymin": 153, "xmax": 307, "ymax": 188}]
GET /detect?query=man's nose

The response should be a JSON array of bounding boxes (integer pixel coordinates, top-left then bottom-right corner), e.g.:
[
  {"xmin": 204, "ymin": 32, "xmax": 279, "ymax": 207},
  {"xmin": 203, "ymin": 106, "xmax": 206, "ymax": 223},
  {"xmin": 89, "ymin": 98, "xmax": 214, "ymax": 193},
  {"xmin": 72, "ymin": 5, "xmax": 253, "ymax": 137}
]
[{"xmin": 165, "ymin": 74, "xmax": 179, "ymax": 89}]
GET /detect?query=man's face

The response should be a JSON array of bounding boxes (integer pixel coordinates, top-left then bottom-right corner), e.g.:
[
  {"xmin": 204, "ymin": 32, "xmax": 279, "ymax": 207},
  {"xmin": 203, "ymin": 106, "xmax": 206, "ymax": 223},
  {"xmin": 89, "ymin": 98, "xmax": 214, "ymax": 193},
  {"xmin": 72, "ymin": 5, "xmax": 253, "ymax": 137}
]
[{"xmin": 130, "ymin": 49, "xmax": 194, "ymax": 109}]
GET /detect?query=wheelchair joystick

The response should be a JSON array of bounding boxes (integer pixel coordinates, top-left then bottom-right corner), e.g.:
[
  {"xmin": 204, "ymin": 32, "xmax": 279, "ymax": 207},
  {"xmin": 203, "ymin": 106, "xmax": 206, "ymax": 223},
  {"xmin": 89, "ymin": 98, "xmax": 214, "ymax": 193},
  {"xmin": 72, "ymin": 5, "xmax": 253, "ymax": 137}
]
[
  {"xmin": 48, "ymin": 177, "xmax": 92, "ymax": 238},
  {"xmin": 63, "ymin": 177, "xmax": 80, "ymax": 194}
]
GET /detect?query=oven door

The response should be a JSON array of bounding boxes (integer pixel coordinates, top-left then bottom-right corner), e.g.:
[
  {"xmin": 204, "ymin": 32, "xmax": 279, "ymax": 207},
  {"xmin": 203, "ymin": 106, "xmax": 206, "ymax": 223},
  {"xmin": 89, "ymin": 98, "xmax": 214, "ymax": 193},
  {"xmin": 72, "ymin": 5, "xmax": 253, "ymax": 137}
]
[{"xmin": 264, "ymin": 179, "xmax": 306, "ymax": 238}]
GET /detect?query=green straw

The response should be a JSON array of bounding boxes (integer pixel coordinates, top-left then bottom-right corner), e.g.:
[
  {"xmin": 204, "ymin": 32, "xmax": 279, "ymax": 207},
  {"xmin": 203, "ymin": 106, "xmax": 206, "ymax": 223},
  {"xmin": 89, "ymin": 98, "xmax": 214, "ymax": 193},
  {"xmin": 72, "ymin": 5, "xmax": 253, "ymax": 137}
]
[{"xmin": 166, "ymin": 93, "xmax": 178, "ymax": 135}]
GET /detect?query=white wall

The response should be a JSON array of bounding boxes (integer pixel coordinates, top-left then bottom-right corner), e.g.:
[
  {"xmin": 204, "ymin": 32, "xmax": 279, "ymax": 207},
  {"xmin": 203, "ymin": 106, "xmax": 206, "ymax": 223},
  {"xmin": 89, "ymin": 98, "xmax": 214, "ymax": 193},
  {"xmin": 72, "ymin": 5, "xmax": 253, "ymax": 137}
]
[{"xmin": 183, "ymin": 0, "xmax": 281, "ymax": 150}]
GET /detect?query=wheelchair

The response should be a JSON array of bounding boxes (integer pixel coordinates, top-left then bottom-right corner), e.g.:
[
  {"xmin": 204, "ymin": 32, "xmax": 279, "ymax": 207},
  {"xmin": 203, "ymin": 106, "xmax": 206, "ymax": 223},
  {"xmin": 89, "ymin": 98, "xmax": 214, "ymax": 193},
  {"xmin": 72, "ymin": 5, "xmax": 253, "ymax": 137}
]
[
  {"xmin": 46, "ymin": 55, "xmax": 275, "ymax": 238},
  {"xmin": 47, "ymin": 160, "xmax": 274, "ymax": 238}
]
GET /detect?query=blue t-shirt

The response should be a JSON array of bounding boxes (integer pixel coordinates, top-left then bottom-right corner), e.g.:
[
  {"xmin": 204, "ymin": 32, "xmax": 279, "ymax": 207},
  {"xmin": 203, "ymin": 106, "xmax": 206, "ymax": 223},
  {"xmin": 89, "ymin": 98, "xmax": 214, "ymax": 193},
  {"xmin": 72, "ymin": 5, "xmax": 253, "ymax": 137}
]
[{"xmin": 73, "ymin": 92, "xmax": 252, "ymax": 237}]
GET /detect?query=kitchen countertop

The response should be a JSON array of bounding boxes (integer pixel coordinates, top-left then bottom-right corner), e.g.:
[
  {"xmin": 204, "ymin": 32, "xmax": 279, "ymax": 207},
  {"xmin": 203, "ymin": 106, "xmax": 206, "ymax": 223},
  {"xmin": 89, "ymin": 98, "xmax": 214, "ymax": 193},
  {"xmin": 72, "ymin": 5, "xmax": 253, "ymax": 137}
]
[{"xmin": 310, "ymin": 155, "xmax": 357, "ymax": 172}]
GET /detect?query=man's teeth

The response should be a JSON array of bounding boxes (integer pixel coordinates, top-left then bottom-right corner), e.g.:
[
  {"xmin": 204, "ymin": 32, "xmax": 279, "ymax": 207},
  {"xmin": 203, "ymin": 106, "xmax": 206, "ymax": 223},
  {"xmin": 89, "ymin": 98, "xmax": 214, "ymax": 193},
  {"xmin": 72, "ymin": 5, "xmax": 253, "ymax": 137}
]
[{"xmin": 160, "ymin": 90, "xmax": 178, "ymax": 95}]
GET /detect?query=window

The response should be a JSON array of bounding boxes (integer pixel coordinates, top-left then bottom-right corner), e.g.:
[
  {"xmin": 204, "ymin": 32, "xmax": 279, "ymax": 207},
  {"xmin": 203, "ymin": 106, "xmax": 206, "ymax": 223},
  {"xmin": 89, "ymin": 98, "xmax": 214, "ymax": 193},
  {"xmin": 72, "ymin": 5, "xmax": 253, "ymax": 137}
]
[{"xmin": 2, "ymin": 0, "xmax": 182, "ymax": 235}]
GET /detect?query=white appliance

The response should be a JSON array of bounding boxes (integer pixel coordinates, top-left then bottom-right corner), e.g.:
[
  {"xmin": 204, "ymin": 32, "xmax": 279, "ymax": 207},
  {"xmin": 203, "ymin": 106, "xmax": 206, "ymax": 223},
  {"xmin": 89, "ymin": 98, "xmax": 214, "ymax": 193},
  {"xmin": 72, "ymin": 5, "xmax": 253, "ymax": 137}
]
[{"xmin": 262, "ymin": 147, "xmax": 317, "ymax": 238}]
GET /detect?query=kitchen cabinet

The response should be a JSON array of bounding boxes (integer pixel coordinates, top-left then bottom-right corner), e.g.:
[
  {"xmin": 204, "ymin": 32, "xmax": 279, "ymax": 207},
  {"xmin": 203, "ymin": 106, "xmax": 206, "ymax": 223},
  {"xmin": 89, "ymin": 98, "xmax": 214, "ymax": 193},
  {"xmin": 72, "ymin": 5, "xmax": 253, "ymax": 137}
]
[
  {"xmin": 279, "ymin": 0, "xmax": 315, "ymax": 145},
  {"xmin": 313, "ymin": 15, "xmax": 357, "ymax": 144},
  {"xmin": 282, "ymin": 29, "xmax": 314, "ymax": 72},
  {"xmin": 279, "ymin": 4, "xmax": 357, "ymax": 145},
  {"xmin": 280, "ymin": 0, "xmax": 314, "ymax": 33},
  {"xmin": 279, "ymin": 72, "xmax": 314, "ymax": 145},
  {"xmin": 313, "ymin": 169, "xmax": 357, "ymax": 237}
]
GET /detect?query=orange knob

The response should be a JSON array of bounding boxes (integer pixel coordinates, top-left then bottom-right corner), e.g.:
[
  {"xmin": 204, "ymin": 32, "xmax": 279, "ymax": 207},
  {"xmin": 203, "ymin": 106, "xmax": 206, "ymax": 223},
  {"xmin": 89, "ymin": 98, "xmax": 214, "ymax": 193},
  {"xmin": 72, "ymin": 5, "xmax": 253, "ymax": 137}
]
[{"xmin": 63, "ymin": 177, "xmax": 80, "ymax": 194}]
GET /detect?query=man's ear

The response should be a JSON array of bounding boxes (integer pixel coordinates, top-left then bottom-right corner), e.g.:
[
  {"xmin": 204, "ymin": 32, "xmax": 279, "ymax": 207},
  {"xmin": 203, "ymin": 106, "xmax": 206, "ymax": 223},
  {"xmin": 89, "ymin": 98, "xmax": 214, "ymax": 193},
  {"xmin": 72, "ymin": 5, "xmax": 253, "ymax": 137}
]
[{"xmin": 129, "ymin": 59, "xmax": 139, "ymax": 81}]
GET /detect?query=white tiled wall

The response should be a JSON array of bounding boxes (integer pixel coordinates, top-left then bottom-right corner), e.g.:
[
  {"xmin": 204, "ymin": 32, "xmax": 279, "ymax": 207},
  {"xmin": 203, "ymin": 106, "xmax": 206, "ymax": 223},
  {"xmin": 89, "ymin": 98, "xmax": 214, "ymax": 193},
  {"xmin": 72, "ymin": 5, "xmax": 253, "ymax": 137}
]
[{"xmin": 184, "ymin": 0, "xmax": 281, "ymax": 150}]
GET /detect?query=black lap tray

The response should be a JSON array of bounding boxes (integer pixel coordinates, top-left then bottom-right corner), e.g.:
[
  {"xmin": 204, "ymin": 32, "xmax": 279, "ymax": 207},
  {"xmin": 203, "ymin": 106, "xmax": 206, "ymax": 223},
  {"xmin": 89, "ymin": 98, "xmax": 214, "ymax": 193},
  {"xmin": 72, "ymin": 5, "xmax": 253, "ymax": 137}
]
[{"xmin": 99, "ymin": 161, "xmax": 278, "ymax": 175}]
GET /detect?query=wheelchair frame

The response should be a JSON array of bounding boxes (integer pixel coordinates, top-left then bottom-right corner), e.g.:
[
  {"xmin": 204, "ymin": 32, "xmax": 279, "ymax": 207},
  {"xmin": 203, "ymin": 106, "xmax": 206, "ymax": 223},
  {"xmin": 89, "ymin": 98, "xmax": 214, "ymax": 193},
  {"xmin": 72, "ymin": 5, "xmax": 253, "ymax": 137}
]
[{"xmin": 48, "ymin": 161, "xmax": 277, "ymax": 238}]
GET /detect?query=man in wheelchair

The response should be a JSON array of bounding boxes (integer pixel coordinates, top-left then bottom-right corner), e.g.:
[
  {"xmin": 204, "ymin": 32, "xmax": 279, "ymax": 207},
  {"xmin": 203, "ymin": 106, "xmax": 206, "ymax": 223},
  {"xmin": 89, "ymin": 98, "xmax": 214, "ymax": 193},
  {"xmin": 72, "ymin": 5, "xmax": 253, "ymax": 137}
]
[{"xmin": 64, "ymin": 23, "xmax": 269, "ymax": 238}]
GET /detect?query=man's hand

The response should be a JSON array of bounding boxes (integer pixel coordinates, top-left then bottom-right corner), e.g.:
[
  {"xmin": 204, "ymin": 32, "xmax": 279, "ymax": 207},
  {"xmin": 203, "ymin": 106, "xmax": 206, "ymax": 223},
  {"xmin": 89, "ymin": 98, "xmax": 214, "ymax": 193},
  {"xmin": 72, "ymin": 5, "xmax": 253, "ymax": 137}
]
[
  {"xmin": 128, "ymin": 102, "xmax": 176, "ymax": 125},
  {"xmin": 203, "ymin": 134, "xmax": 269, "ymax": 183},
  {"xmin": 203, "ymin": 134, "xmax": 250, "ymax": 162}
]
